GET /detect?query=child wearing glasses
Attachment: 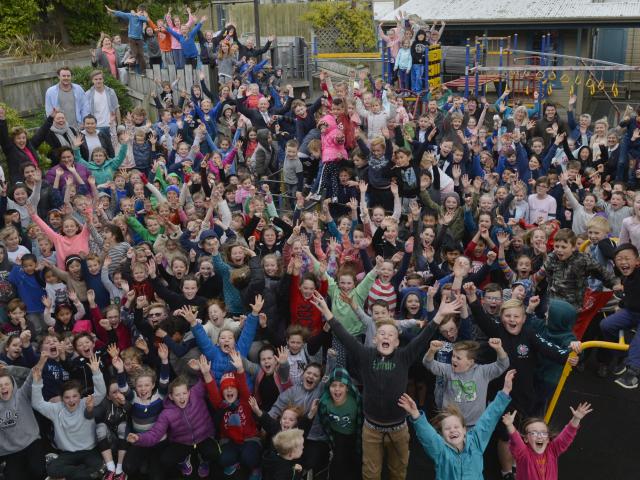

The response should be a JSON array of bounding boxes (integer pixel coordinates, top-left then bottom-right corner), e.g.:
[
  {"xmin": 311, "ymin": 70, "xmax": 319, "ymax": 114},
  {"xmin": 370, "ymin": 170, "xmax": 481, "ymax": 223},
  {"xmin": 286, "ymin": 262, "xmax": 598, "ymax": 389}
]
[{"xmin": 501, "ymin": 402, "xmax": 593, "ymax": 480}]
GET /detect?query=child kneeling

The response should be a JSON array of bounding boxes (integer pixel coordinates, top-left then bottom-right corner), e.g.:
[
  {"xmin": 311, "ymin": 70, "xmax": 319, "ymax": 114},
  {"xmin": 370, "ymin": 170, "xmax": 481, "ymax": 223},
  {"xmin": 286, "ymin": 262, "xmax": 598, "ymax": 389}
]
[
  {"xmin": 32, "ymin": 353, "xmax": 106, "ymax": 480},
  {"xmin": 204, "ymin": 350, "xmax": 263, "ymax": 479},
  {"xmin": 126, "ymin": 366, "xmax": 219, "ymax": 478}
]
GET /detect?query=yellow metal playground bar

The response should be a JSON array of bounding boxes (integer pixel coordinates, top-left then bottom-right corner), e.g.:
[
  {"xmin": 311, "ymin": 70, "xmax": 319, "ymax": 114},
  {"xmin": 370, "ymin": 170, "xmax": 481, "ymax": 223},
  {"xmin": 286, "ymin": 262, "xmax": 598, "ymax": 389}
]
[{"xmin": 544, "ymin": 330, "xmax": 630, "ymax": 423}]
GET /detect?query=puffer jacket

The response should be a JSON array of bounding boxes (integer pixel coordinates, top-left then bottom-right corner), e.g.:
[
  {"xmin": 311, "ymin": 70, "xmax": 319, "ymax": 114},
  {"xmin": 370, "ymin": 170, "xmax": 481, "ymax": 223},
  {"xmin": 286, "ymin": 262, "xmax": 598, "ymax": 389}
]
[
  {"xmin": 135, "ymin": 380, "xmax": 216, "ymax": 446},
  {"xmin": 320, "ymin": 114, "xmax": 347, "ymax": 164}
]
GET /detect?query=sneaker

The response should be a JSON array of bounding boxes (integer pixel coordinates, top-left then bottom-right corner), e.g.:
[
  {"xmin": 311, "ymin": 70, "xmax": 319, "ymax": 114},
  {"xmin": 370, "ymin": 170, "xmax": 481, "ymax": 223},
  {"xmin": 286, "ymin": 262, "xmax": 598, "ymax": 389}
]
[
  {"xmin": 45, "ymin": 453, "xmax": 58, "ymax": 465},
  {"xmin": 103, "ymin": 471, "xmax": 116, "ymax": 480},
  {"xmin": 613, "ymin": 363, "xmax": 627, "ymax": 376},
  {"xmin": 114, "ymin": 473, "xmax": 127, "ymax": 480},
  {"xmin": 615, "ymin": 368, "xmax": 639, "ymax": 389},
  {"xmin": 597, "ymin": 363, "xmax": 609, "ymax": 378},
  {"xmin": 198, "ymin": 460, "xmax": 210, "ymax": 478},
  {"xmin": 502, "ymin": 473, "xmax": 516, "ymax": 480},
  {"xmin": 223, "ymin": 462, "xmax": 240, "ymax": 476},
  {"xmin": 90, "ymin": 465, "xmax": 107, "ymax": 479},
  {"xmin": 179, "ymin": 455, "xmax": 193, "ymax": 476}
]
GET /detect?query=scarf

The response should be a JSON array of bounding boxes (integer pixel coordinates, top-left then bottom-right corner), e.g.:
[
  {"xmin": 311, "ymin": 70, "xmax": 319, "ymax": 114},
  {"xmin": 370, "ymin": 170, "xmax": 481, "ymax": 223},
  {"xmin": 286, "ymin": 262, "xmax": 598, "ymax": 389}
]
[{"xmin": 50, "ymin": 122, "xmax": 75, "ymax": 148}]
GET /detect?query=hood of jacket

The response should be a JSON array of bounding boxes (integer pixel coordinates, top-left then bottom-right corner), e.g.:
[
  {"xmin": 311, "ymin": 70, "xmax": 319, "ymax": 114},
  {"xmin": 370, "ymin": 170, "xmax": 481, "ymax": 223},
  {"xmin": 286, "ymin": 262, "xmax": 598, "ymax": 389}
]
[
  {"xmin": 320, "ymin": 114, "xmax": 338, "ymax": 134},
  {"xmin": 0, "ymin": 243, "xmax": 12, "ymax": 272},
  {"xmin": 546, "ymin": 299, "xmax": 577, "ymax": 343},
  {"xmin": 256, "ymin": 128, "xmax": 272, "ymax": 150},
  {"xmin": 399, "ymin": 287, "xmax": 427, "ymax": 319}
]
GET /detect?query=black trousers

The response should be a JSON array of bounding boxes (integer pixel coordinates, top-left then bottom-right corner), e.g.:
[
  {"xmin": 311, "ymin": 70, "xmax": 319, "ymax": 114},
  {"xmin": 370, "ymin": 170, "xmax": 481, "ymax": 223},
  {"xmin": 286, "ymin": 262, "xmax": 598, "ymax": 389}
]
[
  {"xmin": 301, "ymin": 439, "xmax": 330, "ymax": 480},
  {"xmin": 161, "ymin": 438, "xmax": 220, "ymax": 466},
  {"xmin": 0, "ymin": 439, "xmax": 47, "ymax": 480},
  {"xmin": 329, "ymin": 432, "xmax": 360, "ymax": 480},
  {"xmin": 47, "ymin": 449, "xmax": 103, "ymax": 480},
  {"xmin": 123, "ymin": 441, "xmax": 168, "ymax": 479}
]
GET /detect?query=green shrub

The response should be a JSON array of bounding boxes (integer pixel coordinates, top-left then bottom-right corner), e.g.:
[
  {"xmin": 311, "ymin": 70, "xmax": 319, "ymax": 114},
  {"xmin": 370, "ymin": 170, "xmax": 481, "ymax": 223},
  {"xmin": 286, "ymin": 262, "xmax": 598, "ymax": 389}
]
[
  {"xmin": 0, "ymin": 0, "xmax": 40, "ymax": 39},
  {"xmin": 72, "ymin": 66, "xmax": 134, "ymax": 114},
  {"xmin": 302, "ymin": 2, "xmax": 376, "ymax": 52},
  {"xmin": 0, "ymin": 35, "xmax": 65, "ymax": 62}
]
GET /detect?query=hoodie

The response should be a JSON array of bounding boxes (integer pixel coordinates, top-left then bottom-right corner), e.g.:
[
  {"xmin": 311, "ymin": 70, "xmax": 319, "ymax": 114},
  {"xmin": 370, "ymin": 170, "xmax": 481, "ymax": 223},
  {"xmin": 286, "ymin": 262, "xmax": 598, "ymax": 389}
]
[
  {"xmin": 320, "ymin": 114, "xmax": 347, "ymax": 164},
  {"xmin": 318, "ymin": 367, "xmax": 362, "ymax": 449},
  {"xmin": 0, "ymin": 373, "xmax": 40, "ymax": 456},
  {"xmin": 262, "ymin": 449, "xmax": 303, "ymax": 480},
  {"xmin": 398, "ymin": 287, "xmax": 428, "ymax": 320},
  {"xmin": 530, "ymin": 299, "xmax": 577, "ymax": 385},
  {"xmin": 411, "ymin": 30, "xmax": 429, "ymax": 65}
]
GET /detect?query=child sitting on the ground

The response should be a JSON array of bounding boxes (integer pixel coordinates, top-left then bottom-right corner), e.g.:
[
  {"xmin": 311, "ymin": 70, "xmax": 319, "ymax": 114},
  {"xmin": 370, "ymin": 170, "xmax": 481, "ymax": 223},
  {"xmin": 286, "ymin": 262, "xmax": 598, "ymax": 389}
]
[
  {"xmin": 204, "ymin": 350, "xmax": 262, "ymax": 479},
  {"xmin": 32, "ymin": 353, "xmax": 106, "ymax": 480}
]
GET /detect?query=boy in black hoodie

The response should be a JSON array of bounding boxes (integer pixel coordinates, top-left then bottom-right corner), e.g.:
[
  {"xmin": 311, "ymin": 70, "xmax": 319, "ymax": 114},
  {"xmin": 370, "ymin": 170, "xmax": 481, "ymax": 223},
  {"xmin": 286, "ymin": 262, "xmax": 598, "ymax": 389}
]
[{"xmin": 410, "ymin": 30, "xmax": 428, "ymax": 93}]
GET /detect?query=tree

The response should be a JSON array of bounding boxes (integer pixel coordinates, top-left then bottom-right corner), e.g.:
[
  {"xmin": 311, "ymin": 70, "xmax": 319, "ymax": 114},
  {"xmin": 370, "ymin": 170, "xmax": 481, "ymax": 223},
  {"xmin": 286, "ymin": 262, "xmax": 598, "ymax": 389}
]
[
  {"xmin": 302, "ymin": 2, "xmax": 376, "ymax": 52},
  {"xmin": 0, "ymin": 0, "xmax": 40, "ymax": 39}
]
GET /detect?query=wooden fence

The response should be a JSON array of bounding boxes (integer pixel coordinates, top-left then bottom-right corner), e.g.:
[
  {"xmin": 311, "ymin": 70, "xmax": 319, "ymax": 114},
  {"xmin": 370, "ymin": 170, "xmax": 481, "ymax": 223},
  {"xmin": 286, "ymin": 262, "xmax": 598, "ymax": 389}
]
[
  {"xmin": 224, "ymin": 3, "xmax": 313, "ymax": 40},
  {"xmin": 0, "ymin": 55, "xmax": 91, "ymax": 115}
]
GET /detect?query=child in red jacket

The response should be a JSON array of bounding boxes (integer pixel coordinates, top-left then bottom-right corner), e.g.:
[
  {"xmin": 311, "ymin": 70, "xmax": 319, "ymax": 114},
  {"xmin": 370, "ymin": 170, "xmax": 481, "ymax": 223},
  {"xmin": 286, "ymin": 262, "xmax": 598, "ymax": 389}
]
[
  {"xmin": 205, "ymin": 350, "xmax": 262, "ymax": 479},
  {"xmin": 288, "ymin": 256, "xmax": 328, "ymax": 336}
]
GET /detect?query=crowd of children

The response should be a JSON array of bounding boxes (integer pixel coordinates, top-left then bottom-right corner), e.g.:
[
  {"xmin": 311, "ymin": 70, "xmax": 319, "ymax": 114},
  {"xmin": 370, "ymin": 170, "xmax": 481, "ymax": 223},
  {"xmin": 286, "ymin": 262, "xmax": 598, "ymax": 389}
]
[{"xmin": 1, "ymin": 5, "xmax": 640, "ymax": 480}]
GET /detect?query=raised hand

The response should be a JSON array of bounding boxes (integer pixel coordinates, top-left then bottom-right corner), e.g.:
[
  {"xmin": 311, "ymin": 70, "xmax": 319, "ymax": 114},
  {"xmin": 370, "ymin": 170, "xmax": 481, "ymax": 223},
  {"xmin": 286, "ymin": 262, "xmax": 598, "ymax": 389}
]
[
  {"xmin": 107, "ymin": 343, "xmax": 120, "ymax": 359},
  {"xmin": 89, "ymin": 353, "xmax": 101, "ymax": 374},
  {"xmin": 488, "ymin": 338, "xmax": 502, "ymax": 350},
  {"xmin": 157, "ymin": 343, "xmax": 169, "ymax": 363},
  {"xmin": 250, "ymin": 294, "xmax": 264, "ymax": 315},
  {"xmin": 198, "ymin": 354, "xmax": 212, "ymax": 377},
  {"xmin": 112, "ymin": 355, "xmax": 124, "ymax": 373},
  {"xmin": 397, "ymin": 393, "xmax": 420, "ymax": 419},
  {"xmin": 309, "ymin": 290, "xmax": 331, "ymax": 317},
  {"xmin": 275, "ymin": 346, "xmax": 289, "ymax": 365},
  {"xmin": 135, "ymin": 336, "xmax": 149, "ymax": 354},
  {"xmin": 229, "ymin": 349, "xmax": 244, "ymax": 372},
  {"xmin": 501, "ymin": 410, "xmax": 517, "ymax": 430},
  {"xmin": 569, "ymin": 402, "xmax": 593, "ymax": 422},
  {"xmin": 429, "ymin": 340, "xmax": 444, "ymax": 351},
  {"xmin": 248, "ymin": 396, "xmax": 263, "ymax": 416},
  {"xmin": 41, "ymin": 295, "xmax": 52, "ymax": 310},
  {"xmin": 502, "ymin": 369, "xmax": 516, "ymax": 395}
]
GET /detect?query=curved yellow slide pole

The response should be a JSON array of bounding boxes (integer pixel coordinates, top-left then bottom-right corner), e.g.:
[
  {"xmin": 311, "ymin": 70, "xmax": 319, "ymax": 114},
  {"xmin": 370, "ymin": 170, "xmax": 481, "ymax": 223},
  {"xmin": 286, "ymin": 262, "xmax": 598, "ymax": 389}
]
[{"xmin": 544, "ymin": 338, "xmax": 629, "ymax": 423}]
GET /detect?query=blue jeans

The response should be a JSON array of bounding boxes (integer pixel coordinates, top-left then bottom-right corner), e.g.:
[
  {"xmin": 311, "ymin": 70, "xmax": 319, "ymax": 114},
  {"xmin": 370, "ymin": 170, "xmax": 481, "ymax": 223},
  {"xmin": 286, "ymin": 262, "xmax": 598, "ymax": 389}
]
[
  {"xmin": 600, "ymin": 308, "xmax": 640, "ymax": 369},
  {"xmin": 411, "ymin": 64, "xmax": 425, "ymax": 93},
  {"xmin": 397, "ymin": 69, "xmax": 410, "ymax": 90}
]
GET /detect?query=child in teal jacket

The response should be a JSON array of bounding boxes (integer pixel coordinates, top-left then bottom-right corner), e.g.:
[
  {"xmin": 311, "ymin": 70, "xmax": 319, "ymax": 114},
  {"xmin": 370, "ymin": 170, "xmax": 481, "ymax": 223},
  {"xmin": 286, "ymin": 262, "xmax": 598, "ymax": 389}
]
[
  {"xmin": 73, "ymin": 134, "xmax": 128, "ymax": 186},
  {"xmin": 398, "ymin": 369, "xmax": 515, "ymax": 480}
]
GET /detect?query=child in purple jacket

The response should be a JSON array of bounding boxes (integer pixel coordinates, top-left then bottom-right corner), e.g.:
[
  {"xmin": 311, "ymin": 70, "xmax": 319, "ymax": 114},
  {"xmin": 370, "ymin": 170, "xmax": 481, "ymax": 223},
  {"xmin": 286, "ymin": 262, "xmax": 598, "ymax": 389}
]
[{"xmin": 126, "ymin": 373, "xmax": 219, "ymax": 478}]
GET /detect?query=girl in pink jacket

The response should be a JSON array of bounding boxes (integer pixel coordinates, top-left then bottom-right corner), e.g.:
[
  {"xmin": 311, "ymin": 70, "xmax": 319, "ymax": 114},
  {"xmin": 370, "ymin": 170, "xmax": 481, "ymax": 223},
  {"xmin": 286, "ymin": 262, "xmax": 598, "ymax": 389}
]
[
  {"xmin": 502, "ymin": 402, "xmax": 592, "ymax": 480},
  {"xmin": 311, "ymin": 114, "xmax": 348, "ymax": 202},
  {"xmin": 27, "ymin": 203, "xmax": 90, "ymax": 269}
]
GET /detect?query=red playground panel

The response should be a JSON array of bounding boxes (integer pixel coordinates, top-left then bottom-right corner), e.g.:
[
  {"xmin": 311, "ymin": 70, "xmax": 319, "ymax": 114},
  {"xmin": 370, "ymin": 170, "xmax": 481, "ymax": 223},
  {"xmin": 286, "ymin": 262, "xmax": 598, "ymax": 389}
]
[{"xmin": 444, "ymin": 75, "xmax": 500, "ymax": 89}]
